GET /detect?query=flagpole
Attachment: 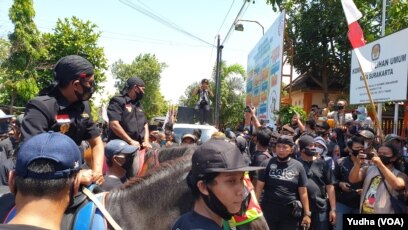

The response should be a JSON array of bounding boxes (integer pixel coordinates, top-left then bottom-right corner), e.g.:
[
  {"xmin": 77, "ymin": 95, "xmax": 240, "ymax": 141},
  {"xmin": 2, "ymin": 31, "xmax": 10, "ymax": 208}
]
[{"xmin": 356, "ymin": 60, "xmax": 384, "ymax": 142}]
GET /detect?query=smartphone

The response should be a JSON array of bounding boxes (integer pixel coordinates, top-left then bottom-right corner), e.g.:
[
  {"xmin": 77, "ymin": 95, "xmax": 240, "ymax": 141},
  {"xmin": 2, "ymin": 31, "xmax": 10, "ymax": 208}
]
[{"xmin": 358, "ymin": 153, "xmax": 367, "ymax": 159}]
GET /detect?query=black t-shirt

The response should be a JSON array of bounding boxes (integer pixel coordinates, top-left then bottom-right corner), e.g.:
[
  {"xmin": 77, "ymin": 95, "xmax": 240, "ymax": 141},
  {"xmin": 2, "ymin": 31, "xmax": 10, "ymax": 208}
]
[
  {"xmin": 0, "ymin": 224, "xmax": 49, "ymax": 230},
  {"xmin": 107, "ymin": 95, "xmax": 148, "ymax": 142},
  {"xmin": 250, "ymin": 150, "xmax": 271, "ymax": 181},
  {"xmin": 101, "ymin": 175, "xmax": 124, "ymax": 191},
  {"xmin": 297, "ymin": 158, "xmax": 335, "ymax": 211},
  {"xmin": 171, "ymin": 211, "xmax": 222, "ymax": 230},
  {"xmin": 258, "ymin": 157, "xmax": 308, "ymax": 205},
  {"xmin": 21, "ymin": 91, "xmax": 100, "ymax": 145},
  {"xmin": 334, "ymin": 156, "xmax": 363, "ymax": 208}
]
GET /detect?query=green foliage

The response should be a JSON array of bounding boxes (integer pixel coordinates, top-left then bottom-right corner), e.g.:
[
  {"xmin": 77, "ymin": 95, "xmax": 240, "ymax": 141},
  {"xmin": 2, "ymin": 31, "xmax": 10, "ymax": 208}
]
[
  {"xmin": 1, "ymin": 0, "xmax": 46, "ymax": 109},
  {"xmin": 275, "ymin": 104, "xmax": 306, "ymax": 125},
  {"xmin": 40, "ymin": 16, "xmax": 108, "ymax": 92},
  {"xmin": 111, "ymin": 54, "xmax": 168, "ymax": 120}
]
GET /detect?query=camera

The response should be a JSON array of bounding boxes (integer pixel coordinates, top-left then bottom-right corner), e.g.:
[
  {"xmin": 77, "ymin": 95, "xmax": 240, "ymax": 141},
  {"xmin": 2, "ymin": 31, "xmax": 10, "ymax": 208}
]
[{"xmin": 245, "ymin": 106, "xmax": 251, "ymax": 113}]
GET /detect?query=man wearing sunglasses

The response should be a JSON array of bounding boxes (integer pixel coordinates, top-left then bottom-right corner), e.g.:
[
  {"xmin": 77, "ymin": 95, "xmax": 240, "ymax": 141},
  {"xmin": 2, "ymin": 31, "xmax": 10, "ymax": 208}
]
[
  {"xmin": 21, "ymin": 55, "xmax": 105, "ymax": 185},
  {"xmin": 107, "ymin": 77, "xmax": 151, "ymax": 150}
]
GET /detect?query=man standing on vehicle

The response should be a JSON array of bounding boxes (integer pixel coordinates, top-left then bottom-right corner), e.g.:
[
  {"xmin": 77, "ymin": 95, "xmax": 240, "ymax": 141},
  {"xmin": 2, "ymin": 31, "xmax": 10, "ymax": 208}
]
[
  {"xmin": 107, "ymin": 77, "xmax": 151, "ymax": 149},
  {"xmin": 21, "ymin": 55, "xmax": 104, "ymax": 185},
  {"xmin": 193, "ymin": 78, "xmax": 213, "ymax": 125}
]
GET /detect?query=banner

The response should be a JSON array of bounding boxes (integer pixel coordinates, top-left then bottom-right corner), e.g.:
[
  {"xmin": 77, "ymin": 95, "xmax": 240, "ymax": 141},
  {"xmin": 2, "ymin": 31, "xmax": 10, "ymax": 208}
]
[
  {"xmin": 245, "ymin": 11, "xmax": 285, "ymax": 130},
  {"xmin": 350, "ymin": 28, "xmax": 408, "ymax": 104}
]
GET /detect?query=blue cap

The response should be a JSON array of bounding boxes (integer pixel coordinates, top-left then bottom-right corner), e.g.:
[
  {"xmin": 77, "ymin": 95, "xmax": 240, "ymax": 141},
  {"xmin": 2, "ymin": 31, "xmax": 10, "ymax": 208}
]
[
  {"xmin": 104, "ymin": 139, "xmax": 138, "ymax": 159},
  {"xmin": 16, "ymin": 132, "xmax": 81, "ymax": 179}
]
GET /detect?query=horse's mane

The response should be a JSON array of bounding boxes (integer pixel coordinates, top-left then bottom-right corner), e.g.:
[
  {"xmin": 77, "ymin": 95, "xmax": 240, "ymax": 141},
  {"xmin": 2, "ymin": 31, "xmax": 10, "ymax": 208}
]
[
  {"xmin": 105, "ymin": 150, "xmax": 195, "ymax": 230},
  {"xmin": 157, "ymin": 145, "xmax": 197, "ymax": 163}
]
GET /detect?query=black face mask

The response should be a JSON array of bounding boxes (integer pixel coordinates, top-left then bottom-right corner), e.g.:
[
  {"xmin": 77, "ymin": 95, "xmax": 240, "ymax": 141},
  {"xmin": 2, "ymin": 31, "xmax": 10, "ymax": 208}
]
[
  {"xmin": 351, "ymin": 149, "xmax": 361, "ymax": 156},
  {"xmin": 202, "ymin": 185, "xmax": 250, "ymax": 220},
  {"xmin": 202, "ymin": 186, "xmax": 234, "ymax": 220},
  {"xmin": 379, "ymin": 155, "xmax": 394, "ymax": 165},
  {"xmin": 75, "ymin": 81, "xmax": 94, "ymax": 101},
  {"xmin": 316, "ymin": 131, "xmax": 325, "ymax": 136},
  {"xmin": 135, "ymin": 90, "xmax": 144, "ymax": 101},
  {"xmin": 304, "ymin": 147, "xmax": 316, "ymax": 156},
  {"xmin": 277, "ymin": 155, "xmax": 290, "ymax": 161}
]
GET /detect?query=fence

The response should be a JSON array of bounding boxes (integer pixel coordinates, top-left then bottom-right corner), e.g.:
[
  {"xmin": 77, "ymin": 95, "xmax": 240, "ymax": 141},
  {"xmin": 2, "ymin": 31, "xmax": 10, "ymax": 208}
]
[{"xmin": 381, "ymin": 116, "xmax": 405, "ymax": 136}]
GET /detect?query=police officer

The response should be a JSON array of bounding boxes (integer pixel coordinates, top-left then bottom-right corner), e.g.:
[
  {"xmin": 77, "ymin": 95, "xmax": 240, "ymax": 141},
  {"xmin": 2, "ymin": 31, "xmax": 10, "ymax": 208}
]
[
  {"xmin": 107, "ymin": 77, "xmax": 151, "ymax": 149},
  {"xmin": 21, "ymin": 55, "xmax": 104, "ymax": 185}
]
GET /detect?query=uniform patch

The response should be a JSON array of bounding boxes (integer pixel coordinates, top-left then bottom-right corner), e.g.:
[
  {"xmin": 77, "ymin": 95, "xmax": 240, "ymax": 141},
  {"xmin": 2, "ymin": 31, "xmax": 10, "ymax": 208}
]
[
  {"xmin": 125, "ymin": 104, "xmax": 132, "ymax": 112},
  {"xmin": 56, "ymin": 114, "xmax": 71, "ymax": 134}
]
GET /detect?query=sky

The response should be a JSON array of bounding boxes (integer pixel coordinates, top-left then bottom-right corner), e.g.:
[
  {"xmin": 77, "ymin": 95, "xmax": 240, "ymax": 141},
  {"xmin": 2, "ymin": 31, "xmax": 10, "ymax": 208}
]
[{"xmin": 0, "ymin": 0, "xmax": 280, "ymax": 105}]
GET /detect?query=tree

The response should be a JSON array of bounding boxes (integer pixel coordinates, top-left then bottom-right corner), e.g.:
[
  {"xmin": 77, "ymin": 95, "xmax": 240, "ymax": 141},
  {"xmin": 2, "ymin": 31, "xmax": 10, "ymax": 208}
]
[
  {"xmin": 111, "ymin": 54, "xmax": 168, "ymax": 119},
  {"xmin": 265, "ymin": 0, "xmax": 408, "ymax": 103},
  {"xmin": 41, "ymin": 16, "xmax": 108, "ymax": 92},
  {"xmin": 1, "ymin": 0, "xmax": 46, "ymax": 111}
]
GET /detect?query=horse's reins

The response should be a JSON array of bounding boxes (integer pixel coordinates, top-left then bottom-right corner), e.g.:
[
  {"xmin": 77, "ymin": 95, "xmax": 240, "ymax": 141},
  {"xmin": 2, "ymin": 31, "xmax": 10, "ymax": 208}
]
[{"xmin": 82, "ymin": 187, "xmax": 122, "ymax": 230}]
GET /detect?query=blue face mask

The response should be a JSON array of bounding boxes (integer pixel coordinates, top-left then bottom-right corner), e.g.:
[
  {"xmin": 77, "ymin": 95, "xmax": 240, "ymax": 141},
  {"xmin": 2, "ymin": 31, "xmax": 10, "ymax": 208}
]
[
  {"xmin": 160, "ymin": 140, "xmax": 166, "ymax": 146},
  {"xmin": 357, "ymin": 114, "xmax": 366, "ymax": 121}
]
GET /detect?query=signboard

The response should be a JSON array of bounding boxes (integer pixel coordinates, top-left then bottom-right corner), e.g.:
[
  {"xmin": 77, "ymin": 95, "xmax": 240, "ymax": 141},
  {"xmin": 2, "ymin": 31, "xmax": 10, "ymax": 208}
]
[
  {"xmin": 245, "ymin": 11, "xmax": 285, "ymax": 130},
  {"xmin": 350, "ymin": 28, "xmax": 408, "ymax": 104}
]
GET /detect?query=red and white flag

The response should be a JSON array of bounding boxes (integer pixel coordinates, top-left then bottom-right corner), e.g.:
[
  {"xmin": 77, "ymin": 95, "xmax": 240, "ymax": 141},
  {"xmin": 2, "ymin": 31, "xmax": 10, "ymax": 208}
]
[{"xmin": 341, "ymin": 0, "xmax": 374, "ymax": 73}]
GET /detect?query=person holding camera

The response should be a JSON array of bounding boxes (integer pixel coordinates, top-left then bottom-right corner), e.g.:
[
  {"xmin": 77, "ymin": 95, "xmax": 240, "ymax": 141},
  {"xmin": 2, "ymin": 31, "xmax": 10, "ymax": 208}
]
[
  {"xmin": 193, "ymin": 79, "xmax": 213, "ymax": 125},
  {"xmin": 333, "ymin": 136, "xmax": 364, "ymax": 230}
]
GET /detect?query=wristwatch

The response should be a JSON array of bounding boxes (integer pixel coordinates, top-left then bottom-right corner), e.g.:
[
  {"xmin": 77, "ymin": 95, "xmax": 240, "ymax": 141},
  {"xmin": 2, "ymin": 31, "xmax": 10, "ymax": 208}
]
[{"xmin": 304, "ymin": 211, "xmax": 312, "ymax": 217}]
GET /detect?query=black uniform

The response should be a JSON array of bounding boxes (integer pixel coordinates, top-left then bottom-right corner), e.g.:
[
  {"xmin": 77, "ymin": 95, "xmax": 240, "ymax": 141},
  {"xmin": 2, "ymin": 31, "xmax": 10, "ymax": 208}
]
[
  {"xmin": 21, "ymin": 90, "xmax": 100, "ymax": 145},
  {"xmin": 298, "ymin": 158, "xmax": 335, "ymax": 230},
  {"xmin": 258, "ymin": 157, "xmax": 308, "ymax": 230},
  {"xmin": 107, "ymin": 95, "xmax": 147, "ymax": 143}
]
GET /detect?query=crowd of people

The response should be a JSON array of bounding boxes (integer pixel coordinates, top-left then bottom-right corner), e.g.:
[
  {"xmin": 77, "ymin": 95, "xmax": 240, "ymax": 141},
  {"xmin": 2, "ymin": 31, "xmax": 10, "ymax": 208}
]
[{"xmin": 0, "ymin": 54, "xmax": 407, "ymax": 230}]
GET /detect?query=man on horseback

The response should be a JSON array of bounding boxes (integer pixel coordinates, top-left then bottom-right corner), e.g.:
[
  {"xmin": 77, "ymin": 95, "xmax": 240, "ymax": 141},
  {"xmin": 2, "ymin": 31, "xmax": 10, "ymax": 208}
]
[
  {"xmin": 172, "ymin": 138, "xmax": 264, "ymax": 229},
  {"xmin": 107, "ymin": 77, "xmax": 151, "ymax": 149},
  {"xmin": 21, "ymin": 55, "xmax": 105, "ymax": 185},
  {"xmin": 0, "ymin": 132, "xmax": 82, "ymax": 229}
]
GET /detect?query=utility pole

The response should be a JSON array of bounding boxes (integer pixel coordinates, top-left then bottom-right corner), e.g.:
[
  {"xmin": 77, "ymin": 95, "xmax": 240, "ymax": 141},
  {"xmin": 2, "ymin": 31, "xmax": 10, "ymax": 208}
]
[{"xmin": 214, "ymin": 35, "xmax": 223, "ymax": 128}]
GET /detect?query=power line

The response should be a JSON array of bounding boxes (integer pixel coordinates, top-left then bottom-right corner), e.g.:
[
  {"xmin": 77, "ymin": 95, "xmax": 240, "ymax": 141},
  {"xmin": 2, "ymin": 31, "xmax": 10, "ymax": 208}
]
[
  {"xmin": 221, "ymin": 0, "xmax": 250, "ymax": 46},
  {"xmin": 216, "ymin": 0, "xmax": 236, "ymax": 36},
  {"xmin": 119, "ymin": 0, "xmax": 215, "ymax": 47}
]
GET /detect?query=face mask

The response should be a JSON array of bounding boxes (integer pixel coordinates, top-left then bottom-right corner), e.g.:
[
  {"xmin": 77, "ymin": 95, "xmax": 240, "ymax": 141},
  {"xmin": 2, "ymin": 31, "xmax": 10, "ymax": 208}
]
[
  {"xmin": 315, "ymin": 147, "xmax": 324, "ymax": 155},
  {"xmin": 75, "ymin": 81, "xmax": 94, "ymax": 101},
  {"xmin": 135, "ymin": 88, "xmax": 144, "ymax": 101},
  {"xmin": 357, "ymin": 114, "xmax": 366, "ymax": 121},
  {"xmin": 304, "ymin": 147, "xmax": 316, "ymax": 156},
  {"xmin": 379, "ymin": 155, "xmax": 394, "ymax": 165},
  {"xmin": 277, "ymin": 155, "xmax": 290, "ymax": 161},
  {"xmin": 337, "ymin": 105, "xmax": 344, "ymax": 110},
  {"xmin": 202, "ymin": 186, "xmax": 234, "ymax": 220},
  {"xmin": 316, "ymin": 131, "xmax": 325, "ymax": 136},
  {"xmin": 160, "ymin": 140, "xmax": 166, "ymax": 146},
  {"xmin": 351, "ymin": 149, "xmax": 361, "ymax": 156}
]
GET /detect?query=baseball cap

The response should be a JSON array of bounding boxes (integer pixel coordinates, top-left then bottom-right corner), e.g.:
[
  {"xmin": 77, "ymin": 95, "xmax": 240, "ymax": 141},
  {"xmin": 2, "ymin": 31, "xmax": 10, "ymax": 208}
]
[
  {"xmin": 105, "ymin": 139, "xmax": 138, "ymax": 159},
  {"xmin": 191, "ymin": 139, "xmax": 264, "ymax": 175},
  {"xmin": 54, "ymin": 55, "xmax": 94, "ymax": 85},
  {"xmin": 281, "ymin": 124, "xmax": 295, "ymax": 134},
  {"xmin": 16, "ymin": 132, "xmax": 81, "ymax": 179},
  {"xmin": 384, "ymin": 134, "xmax": 402, "ymax": 143},
  {"xmin": 358, "ymin": 130, "xmax": 375, "ymax": 139},
  {"xmin": 182, "ymin": 133, "xmax": 197, "ymax": 142},
  {"xmin": 121, "ymin": 77, "xmax": 145, "ymax": 94},
  {"xmin": 298, "ymin": 135, "xmax": 315, "ymax": 150},
  {"xmin": 201, "ymin": 78, "xmax": 209, "ymax": 84}
]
